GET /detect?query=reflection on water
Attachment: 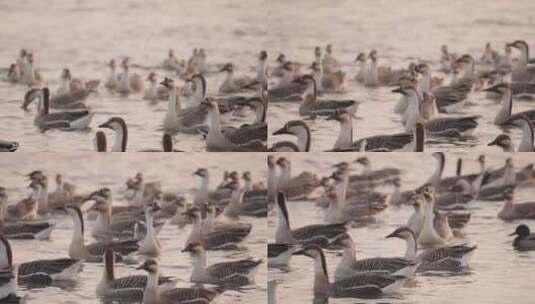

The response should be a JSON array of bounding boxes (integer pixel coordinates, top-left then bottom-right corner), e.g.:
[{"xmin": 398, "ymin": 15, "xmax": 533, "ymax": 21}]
[
  {"xmin": 268, "ymin": 152, "xmax": 535, "ymax": 304},
  {"xmin": 0, "ymin": 153, "xmax": 267, "ymax": 303}
]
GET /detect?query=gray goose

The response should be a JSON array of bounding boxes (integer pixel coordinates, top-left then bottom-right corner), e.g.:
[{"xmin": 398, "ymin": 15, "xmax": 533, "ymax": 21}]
[{"xmin": 271, "ymin": 120, "xmax": 311, "ymax": 152}]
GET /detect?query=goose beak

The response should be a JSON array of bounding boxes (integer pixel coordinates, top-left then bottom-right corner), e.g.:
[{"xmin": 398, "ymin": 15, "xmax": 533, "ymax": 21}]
[
  {"xmin": 272, "ymin": 127, "xmax": 288, "ymax": 136},
  {"xmin": 385, "ymin": 232, "xmax": 397, "ymax": 238},
  {"xmin": 508, "ymin": 231, "xmax": 518, "ymax": 236}
]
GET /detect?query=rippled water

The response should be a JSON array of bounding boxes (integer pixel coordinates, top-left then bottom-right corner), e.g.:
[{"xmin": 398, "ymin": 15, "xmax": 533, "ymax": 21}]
[
  {"xmin": 0, "ymin": 153, "xmax": 267, "ymax": 303},
  {"xmin": 268, "ymin": 152, "xmax": 535, "ymax": 304},
  {"xmin": 266, "ymin": 0, "xmax": 535, "ymax": 152},
  {"xmin": 0, "ymin": 0, "xmax": 267, "ymax": 152}
]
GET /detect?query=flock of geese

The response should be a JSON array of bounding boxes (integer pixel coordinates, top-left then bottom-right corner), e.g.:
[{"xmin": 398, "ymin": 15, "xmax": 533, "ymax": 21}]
[
  {"xmin": 268, "ymin": 41, "xmax": 535, "ymax": 152},
  {"xmin": 0, "ymin": 167, "xmax": 268, "ymax": 303},
  {"xmin": 267, "ymin": 154, "xmax": 535, "ymax": 302},
  {"xmin": 2, "ymin": 48, "xmax": 267, "ymax": 152}
]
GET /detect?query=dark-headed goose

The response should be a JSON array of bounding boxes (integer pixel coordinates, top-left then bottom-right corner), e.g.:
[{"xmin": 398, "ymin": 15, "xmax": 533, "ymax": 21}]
[
  {"xmin": 509, "ymin": 224, "xmax": 535, "ymax": 251},
  {"xmin": 271, "ymin": 120, "xmax": 311, "ymax": 152},
  {"xmin": 484, "ymin": 83, "xmax": 535, "ymax": 125}
]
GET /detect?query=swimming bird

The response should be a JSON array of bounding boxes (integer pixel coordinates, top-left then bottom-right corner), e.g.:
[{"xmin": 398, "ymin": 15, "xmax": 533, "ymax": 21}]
[
  {"xmin": 275, "ymin": 192, "xmax": 348, "ymax": 248},
  {"xmin": 417, "ymin": 187, "xmax": 446, "ymax": 245},
  {"xmin": 162, "ymin": 49, "xmax": 184, "ymax": 71},
  {"xmin": 291, "ymin": 75, "xmax": 358, "ymax": 117},
  {"xmin": 0, "ymin": 234, "xmax": 83, "ymax": 285},
  {"xmin": 268, "ymin": 61, "xmax": 307, "ymax": 102},
  {"xmin": 105, "ymin": 59, "xmax": 118, "ymax": 91},
  {"xmin": 203, "ymin": 203, "xmax": 252, "ymax": 236},
  {"xmin": 0, "ymin": 236, "xmax": 22, "ymax": 302},
  {"xmin": 331, "ymin": 234, "xmax": 418, "ymax": 281},
  {"xmin": 310, "ymin": 61, "xmax": 346, "ymax": 93},
  {"xmin": 490, "ymin": 116, "xmax": 534, "ymax": 152},
  {"xmin": 498, "ymin": 188, "xmax": 535, "ymax": 221},
  {"xmin": 293, "ymin": 245, "xmax": 406, "ymax": 299},
  {"xmin": 363, "ymin": 50, "xmax": 407, "ymax": 87},
  {"xmin": 161, "ymin": 77, "xmax": 209, "ymax": 133},
  {"xmin": 63, "ymin": 205, "xmax": 139, "ymax": 262},
  {"xmin": 272, "ymin": 53, "xmax": 287, "ymax": 77},
  {"xmin": 98, "ymin": 117, "xmax": 128, "ymax": 152},
  {"xmin": 328, "ymin": 110, "xmax": 419, "ymax": 151},
  {"xmin": 57, "ymin": 68, "xmax": 100, "ymax": 96},
  {"xmin": 144, "ymin": 72, "xmax": 169, "ymax": 101},
  {"xmin": 21, "ymin": 52, "xmax": 42, "ymax": 86},
  {"xmin": 509, "ymin": 224, "xmax": 535, "ymax": 251},
  {"xmin": 182, "ymin": 242, "xmax": 262, "ymax": 287},
  {"xmin": 484, "ymin": 83, "xmax": 535, "ymax": 125},
  {"xmin": 439, "ymin": 45, "xmax": 457, "ymax": 73},
  {"xmin": 0, "ymin": 141, "xmax": 18, "ymax": 152},
  {"xmin": 221, "ymin": 180, "xmax": 266, "ymax": 218},
  {"xmin": 218, "ymin": 63, "xmax": 252, "ymax": 94},
  {"xmin": 507, "ymin": 40, "xmax": 535, "ymax": 82},
  {"xmin": 117, "ymin": 58, "xmax": 144, "ymax": 95},
  {"xmin": 386, "ymin": 227, "xmax": 476, "ymax": 272},
  {"xmin": 22, "ymin": 87, "xmax": 93, "ymax": 131},
  {"xmin": 202, "ymin": 97, "xmax": 266, "ymax": 151},
  {"xmin": 275, "ymin": 158, "xmax": 320, "ymax": 201},
  {"xmin": 271, "ymin": 120, "xmax": 311, "ymax": 152},
  {"xmin": 137, "ymin": 202, "xmax": 162, "ymax": 258}
]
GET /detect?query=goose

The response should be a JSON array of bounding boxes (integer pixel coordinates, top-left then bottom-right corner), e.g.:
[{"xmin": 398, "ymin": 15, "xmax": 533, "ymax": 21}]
[
  {"xmin": 321, "ymin": 44, "xmax": 340, "ymax": 73},
  {"xmin": 97, "ymin": 117, "xmax": 128, "ymax": 152},
  {"xmin": 203, "ymin": 203, "xmax": 252, "ymax": 236},
  {"xmin": 137, "ymin": 202, "xmax": 163, "ymax": 258},
  {"xmin": 393, "ymin": 86, "xmax": 478, "ymax": 136},
  {"xmin": 7, "ymin": 63, "xmax": 21, "ymax": 83},
  {"xmin": 202, "ymin": 97, "xmax": 266, "ymax": 152},
  {"xmin": 354, "ymin": 53, "xmax": 367, "ymax": 83},
  {"xmin": 353, "ymin": 157, "xmax": 402, "ymax": 179},
  {"xmin": 144, "ymin": 72, "xmax": 168, "ymax": 101},
  {"xmin": 222, "ymin": 181, "xmax": 266, "ymax": 218},
  {"xmin": 117, "ymin": 58, "xmax": 144, "ymax": 95},
  {"xmin": 192, "ymin": 168, "xmax": 210, "ymax": 206},
  {"xmin": 268, "ymin": 243, "xmax": 294, "ymax": 268},
  {"xmin": 433, "ymin": 210, "xmax": 454, "ymax": 241},
  {"xmin": 275, "ymin": 192, "xmax": 348, "ymax": 248},
  {"xmin": 293, "ymin": 245, "xmax": 406, "ymax": 299},
  {"xmin": 275, "ymin": 158, "xmax": 320, "ymax": 201},
  {"xmin": 292, "ymin": 75, "xmax": 358, "ymax": 117},
  {"xmin": 331, "ymin": 234, "xmax": 418, "ymax": 281},
  {"xmin": 452, "ymin": 54, "xmax": 478, "ymax": 90},
  {"xmin": 0, "ymin": 235, "xmax": 22, "ymax": 302},
  {"xmin": 484, "ymin": 83, "xmax": 535, "ymax": 125},
  {"xmin": 328, "ymin": 110, "xmax": 420, "ymax": 152},
  {"xmin": 162, "ymin": 49, "xmax": 183, "ymax": 71},
  {"xmin": 417, "ymin": 187, "xmax": 446, "ymax": 245},
  {"xmin": 21, "ymin": 52, "xmax": 42, "ymax": 86},
  {"xmin": 182, "ymin": 206, "xmax": 249, "ymax": 250},
  {"xmin": 480, "ymin": 42, "xmax": 500, "ymax": 64},
  {"xmin": 415, "ymin": 63, "xmax": 470, "ymax": 113},
  {"xmin": 268, "ymin": 61, "xmax": 307, "ymax": 102},
  {"xmin": 137, "ymin": 259, "xmax": 223, "ymax": 304},
  {"xmin": 407, "ymin": 194, "xmax": 425, "ymax": 236},
  {"xmin": 0, "ymin": 234, "xmax": 83, "ymax": 285},
  {"xmin": 271, "ymin": 120, "xmax": 311, "ymax": 152},
  {"xmin": 490, "ymin": 116, "xmax": 534, "ymax": 152},
  {"xmin": 105, "ymin": 59, "xmax": 118, "ymax": 90},
  {"xmin": 161, "ymin": 77, "xmax": 209, "ymax": 133},
  {"xmin": 509, "ymin": 224, "xmax": 535, "ymax": 251},
  {"xmin": 63, "ymin": 205, "xmax": 139, "ymax": 262},
  {"xmin": 0, "ymin": 141, "xmax": 18, "ymax": 152},
  {"xmin": 218, "ymin": 63, "xmax": 251, "ymax": 94},
  {"xmin": 22, "ymin": 88, "xmax": 93, "ymax": 131},
  {"xmin": 271, "ymin": 53, "xmax": 287, "ymax": 78},
  {"xmin": 507, "ymin": 40, "xmax": 535, "ymax": 82},
  {"xmin": 478, "ymin": 159, "xmax": 517, "ymax": 201},
  {"xmin": 310, "ymin": 61, "xmax": 346, "ymax": 93},
  {"xmin": 57, "ymin": 68, "xmax": 99, "ymax": 95},
  {"xmin": 96, "ymin": 248, "xmax": 175, "ymax": 299},
  {"xmin": 386, "ymin": 227, "xmax": 476, "ymax": 272},
  {"xmin": 498, "ymin": 188, "xmax": 535, "ymax": 221},
  {"xmin": 364, "ymin": 50, "xmax": 407, "ymax": 87},
  {"xmin": 182, "ymin": 242, "xmax": 262, "ymax": 287},
  {"xmin": 439, "ymin": 45, "xmax": 456, "ymax": 73},
  {"xmin": 10, "ymin": 179, "xmax": 40, "ymax": 221},
  {"xmin": 0, "ymin": 187, "xmax": 54, "ymax": 240}
]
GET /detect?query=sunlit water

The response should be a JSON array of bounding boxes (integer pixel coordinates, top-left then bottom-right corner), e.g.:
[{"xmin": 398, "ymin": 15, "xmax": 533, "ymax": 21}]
[
  {"xmin": 268, "ymin": 152, "xmax": 535, "ymax": 304},
  {"xmin": 266, "ymin": 0, "xmax": 535, "ymax": 152},
  {"xmin": 0, "ymin": 0, "xmax": 268, "ymax": 152},
  {"xmin": 0, "ymin": 153, "xmax": 267, "ymax": 303}
]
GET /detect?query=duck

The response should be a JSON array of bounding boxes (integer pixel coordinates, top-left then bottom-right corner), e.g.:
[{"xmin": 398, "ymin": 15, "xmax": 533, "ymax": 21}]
[
  {"xmin": 291, "ymin": 75, "xmax": 358, "ymax": 117},
  {"xmin": 144, "ymin": 72, "xmax": 169, "ymax": 101},
  {"xmin": 182, "ymin": 206, "xmax": 249, "ymax": 250},
  {"xmin": 386, "ymin": 227, "xmax": 476, "ymax": 272},
  {"xmin": 0, "ymin": 233, "xmax": 83, "ymax": 285},
  {"xmin": 117, "ymin": 58, "xmax": 144, "ymax": 95},
  {"xmin": 331, "ymin": 234, "xmax": 418, "ymax": 281},
  {"xmin": 0, "ymin": 141, "xmax": 18, "ymax": 152},
  {"xmin": 96, "ymin": 247, "xmax": 175, "ymax": 299},
  {"xmin": 0, "ymin": 186, "xmax": 54, "ymax": 240},
  {"xmin": 105, "ymin": 59, "xmax": 119, "ymax": 90},
  {"xmin": 293, "ymin": 245, "xmax": 406, "ymax": 299},
  {"xmin": 182, "ymin": 242, "xmax": 262, "ymax": 287},
  {"xmin": 271, "ymin": 120, "xmax": 311, "ymax": 152},
  {"xmin": 328, "ymin": 110, "xmax": 420, "ymax": 151},
  {"xmin": 202, "ymin": 97, "xmax": 266, "ymax": 151},
  {"xmin": 218, "ymin": 63, "xmax": 252, "ymax": 94},
  {"xmin": 137, "ymin": 259, "xmax": 223, "ymax": 304},
  {"xmin": 275, "ymin": 192, "xmax": 348, "ymax": 248},
  {"xmin": 63, "ymin": 205, "xmax": 139, "ymax": 262},
  {"xmin": 509, "ymin": 224, "xmax": 535, "ymax": 251},
  {"xmin": 484, "ymin": 83, "xmax": 535, "ymax": 125},
  {"xmin": 160, "ymin": 77, "xmax": 209, "ymax": 134},
  {"xmin": 268, "ymin": 243, "xmax": 294, "ymax": 268},
  {"xmin": 498, "ymin": 188, "xmax": 535, "ymax": 221},
  {"xmin": 493, "ymin": 116, "xmax": 534, "ymax": 152},
  {"xmin": 22, "ymin": 87, "xmax": 94, "ymax": 131},
  {"xmin": 310, "ymin": 61, "xmax": 346, "ymax": 93},
  {"xmin": 97, "ymin": 117, "xmax": 128, "ymax": 152}
]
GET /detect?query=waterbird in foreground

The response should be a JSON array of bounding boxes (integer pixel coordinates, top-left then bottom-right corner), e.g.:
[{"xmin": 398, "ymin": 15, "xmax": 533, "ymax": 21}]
[{"xmin": 509, "ymin": 224, "xmax": 535, "ymax": 251}]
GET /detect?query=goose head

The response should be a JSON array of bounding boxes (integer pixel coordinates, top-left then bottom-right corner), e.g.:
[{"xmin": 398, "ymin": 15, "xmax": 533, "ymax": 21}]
[
  {"xmin": 354, "ymin": 52, "xmax": 366, "ymax": 63},
  {"xmin": 273, "ymin": 120, "xmax": 309, "ymax": 136},
  {"xmin": 276, "ymin": 53, "xmax": 286, "ymax": 64},
  {"xmin": 488, "ymin": 134, "xmax": 512, "ymax": 151},
  {"xmin": 386, "ymin": 226, "xmax": 417, "ymax": 241},
  {"xmin": 181, "ymin": 242, "xmax": 204, "ymax": 254},
  {"xmin": 193, "ymin": 168, "xmax": 208, "ymax": 178},
  {"xmin": 509, "ymin": 224, "xmax": 531, "ymax": 238},
  {"xmin": 369, "ymin": 49, "xmax": 378, "ymax": 62},
  {"xmin": 136, "ymin": 258, "xmax": 159, "ymax": 274},
  {"xmin": 259, "ymin": 50, "xmax": 267, "ymax": 61},
  {"xmin": 219, "ymin": 63, "xmax": 234, "ymax": 74},
  {"xmin": 146, "ymin": 72, "xmax": 157, "ymax": 83},
  {"xmin": 159, "ymin": 77, "xmax": 176, "ymax": 89}
]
